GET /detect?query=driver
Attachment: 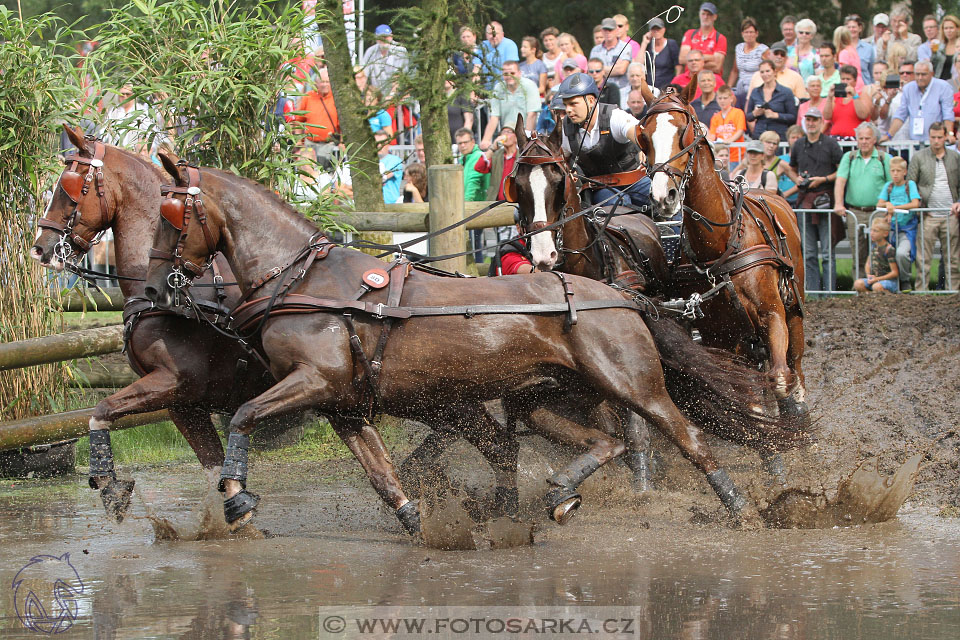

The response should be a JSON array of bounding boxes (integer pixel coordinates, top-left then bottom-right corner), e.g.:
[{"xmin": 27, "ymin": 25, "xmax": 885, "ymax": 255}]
[{"xmin": 556, "ymin": 72, "xmax": 651, "ymax": 209}]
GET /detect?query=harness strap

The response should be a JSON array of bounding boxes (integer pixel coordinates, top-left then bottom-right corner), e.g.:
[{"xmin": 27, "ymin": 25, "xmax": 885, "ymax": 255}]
[
  {"xmin": 550, "ymin": 271, "xmax": 577, "ymax": 330},
  {"xmin": 230, "ymin": 293, "xmax": 643, "ymax": 333}
]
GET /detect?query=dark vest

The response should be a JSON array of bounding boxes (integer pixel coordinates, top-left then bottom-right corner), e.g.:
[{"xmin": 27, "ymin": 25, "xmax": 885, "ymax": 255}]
[{"xmin": 562, "ymin": 103, "xmax": 641, "ymax": 177}]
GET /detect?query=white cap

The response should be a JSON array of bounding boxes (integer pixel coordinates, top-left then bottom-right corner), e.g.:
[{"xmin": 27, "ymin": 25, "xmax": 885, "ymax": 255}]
[{"xmin": 873, "ymin": 13, "xmax": 889, "ymax": 27}]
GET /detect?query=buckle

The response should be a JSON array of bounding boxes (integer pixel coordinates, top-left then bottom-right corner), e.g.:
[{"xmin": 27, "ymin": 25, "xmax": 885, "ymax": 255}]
[
  {"xmin": 213, "ymin": 274, "xmax": 224, "ymax": 285},
  {"xmin": 374, "ymin": 303, "xmax": 385, "ymax": 319}
]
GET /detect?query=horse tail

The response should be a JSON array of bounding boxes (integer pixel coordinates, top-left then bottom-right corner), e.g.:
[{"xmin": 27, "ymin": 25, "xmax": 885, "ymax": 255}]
[{"xmin": 643, "ymin": 315, "xmax": 811, "ymax": 452}]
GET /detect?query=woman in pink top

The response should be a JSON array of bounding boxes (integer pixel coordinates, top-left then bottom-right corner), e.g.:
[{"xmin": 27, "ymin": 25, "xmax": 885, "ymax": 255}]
[
  {"xmin": 555, "ymin": 33, "xmax": 587, "ymax": 80},
  {"xmin": 834, "ymin": 26, "xmax": 864, "ymax": 92},
  {"xmin": 821, "ymin": 65, "xmax": 872, "ymax": 138},
  {"xmin": 796, "ymin": 76, "xmax": 833, "ymax": 133}
]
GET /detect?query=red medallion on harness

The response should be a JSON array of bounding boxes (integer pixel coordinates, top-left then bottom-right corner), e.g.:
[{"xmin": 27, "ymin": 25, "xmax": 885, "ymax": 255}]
[{"xmin": 362, "ymin": 268, "xmax": 390, "ymax": 289}]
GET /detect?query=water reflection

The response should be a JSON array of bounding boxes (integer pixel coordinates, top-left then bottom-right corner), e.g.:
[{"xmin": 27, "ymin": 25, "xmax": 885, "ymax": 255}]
[{"xmin": 0, "ymin": 476, "xmax": 958, "ymax": 639}]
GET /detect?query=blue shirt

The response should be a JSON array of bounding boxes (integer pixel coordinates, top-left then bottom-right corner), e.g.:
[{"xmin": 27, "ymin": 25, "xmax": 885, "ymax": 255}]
[
  {"xmin": 879, "ymin": 179, "xmax": 921, "ymax": 230},
  {"xmin": 368, "ymin": 110, "xmax": 392, "ymax": 133},
  {"xmin": 478, "ymin": 38, "xmax": 520, "ymax": 87},
  {"xmin": 855, "ymin": 39, "xmax": 875, "ymax": 84},
  {"xmin": 892, "ymin": 78, "xmax": 956, "ymax": 141},
  {"xmin": 379, "ymin": 153, "xmax": 404, "ymax": 204},
  {"xmin": 777, "ymin": 153, "xmax": 797, "ymax": 203}
]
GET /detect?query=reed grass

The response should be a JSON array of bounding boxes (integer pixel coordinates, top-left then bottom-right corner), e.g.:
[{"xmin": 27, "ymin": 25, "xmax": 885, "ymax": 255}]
[{"xmin": 0, "ymin": 10, "xmax": 84, "ymax": 421}]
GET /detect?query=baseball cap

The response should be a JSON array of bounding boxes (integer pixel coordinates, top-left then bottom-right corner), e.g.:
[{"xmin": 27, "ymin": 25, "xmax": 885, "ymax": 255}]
[
  {"xmin": 601, "ymin": 18, "xmax": 617, "ymax": 30},
  {"xmin": 745, "ymin": 140, "xmax": 764, "ymax": 154},
  {"xmin": 873, "ymin": 13, "xmax": 889, "ymax": 27},
  {"xmin": 562, "ymin": 58, "xmax": 580, "ymax": 70},
  {"xmin": 649, "ymin": 18, "xmax": 665, "ymax": 30},
  {"xmin": 770, "ymin": 43, "xmax": 788, "ymax": 54},
  {"xmin": 374, "ymin": 24, "xmax": 392, "ymax": 36},
  {"xmin": 804, "ymin": 106, "xmax": 823, "ymax": 119},
  {"xmin": 700, "ymin": 2, "xmax": 718, "ymax": 15}
]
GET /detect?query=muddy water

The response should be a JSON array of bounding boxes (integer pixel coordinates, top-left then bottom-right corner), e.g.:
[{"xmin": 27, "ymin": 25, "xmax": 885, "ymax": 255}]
[{"xmin": 1, "ymin": 465, "xmax": 958, "ymax": 640}]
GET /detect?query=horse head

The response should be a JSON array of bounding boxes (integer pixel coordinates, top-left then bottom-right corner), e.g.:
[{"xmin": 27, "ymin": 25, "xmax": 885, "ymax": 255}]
[
  {"xmin": 144, "ymin": 153, "xmax": 223, "ymax": 309},
  {"xmin": 509, "ymin": 114, "xmax": 579, "ymax": 270},
  {"xmin": 31, "ymin": 125, "xmax": 120, "ymax": 270},
  {"xmin": 637, "ymin": 75, "xmax": 708, "ymax": 221}
]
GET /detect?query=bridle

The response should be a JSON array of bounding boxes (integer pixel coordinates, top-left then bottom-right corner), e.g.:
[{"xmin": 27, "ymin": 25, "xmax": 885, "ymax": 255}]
[
  {"xmin": 503, "ymin": 134, "xmax": 582, "ymax": 256},
  {"xmin": 642, "ymin": 92, "xmax": 708, "ymax": 218},
  {"xmin": 150, "ymin": 162, "xmax": 219, "ymax": 297},
  {"xmin": 38, "ymin": 139, "xmax": 111, "ymax": 263}
]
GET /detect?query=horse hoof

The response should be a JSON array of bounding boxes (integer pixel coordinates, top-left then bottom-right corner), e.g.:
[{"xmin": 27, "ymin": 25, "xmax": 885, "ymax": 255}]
[
  {"xmin": 224, "ymin": 490, "xmax": 259, "ymax": 528},
  {"xmin": 396, "ymin": 501, "xmax": 421, "ymax": 535},
  {"xmin": 100, "ymin": 479, "xmax": 135, "ymax": 523},
  {"xmin": 777, "ymin": 396, "xmax": 809, "ymax": 420},
  {"xmin": 545, "ymin": 487, "xmax": 582, "ymax": 525}
]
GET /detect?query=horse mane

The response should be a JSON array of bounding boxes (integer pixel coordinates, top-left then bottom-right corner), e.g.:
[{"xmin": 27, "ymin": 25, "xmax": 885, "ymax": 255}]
[{"xmin": 201, "ymin": 167, "xmax": 319, "ymax": 236}]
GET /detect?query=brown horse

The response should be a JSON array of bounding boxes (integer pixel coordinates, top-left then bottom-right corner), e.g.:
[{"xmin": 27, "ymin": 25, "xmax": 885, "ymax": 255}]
[
  {"xmin": 142, "ymin": 155, "xmax": 768, "ymax": 531},
  {"xmin": 30, "ymin": 126, "xmax": 276, "ymax": 520},
  {"xmin": 637, "ymin": 79, "xmax": 808, "ymax": 419},
  {"xmin": 504, "ymin": 118, "xmax": 810, "ymax": 477}
]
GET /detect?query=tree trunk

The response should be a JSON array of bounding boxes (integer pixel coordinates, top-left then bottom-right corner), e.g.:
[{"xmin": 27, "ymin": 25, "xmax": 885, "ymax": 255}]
[
  {"xmin": 320, "ymin": 0, "xmax": 383, "ymax": 215},
  {"xmin": 418, "ymin": 0, "xmax": 455, "ymax": 166}
]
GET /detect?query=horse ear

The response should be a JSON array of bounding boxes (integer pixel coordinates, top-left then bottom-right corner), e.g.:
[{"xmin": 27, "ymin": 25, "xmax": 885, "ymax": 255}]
[
  {"xmin": 514, "ymin": 113, "xmax": 527, "ymax": 147},
  {"xmin": 63, "ymin": 125, "xmax": 93, "ymax": 156},
  {"xmin": 548, "ymin": 115, "xmax": 563, "ymax": 150},
  {"xmin": 159, "ymin": 152, "xmax": 187, "ymax": 186},
  {"xmin": 639, "ymin": 72, "xmax": 656, "ymax": 106},
  {"xmin": 681, "ymin": 73, "xmax": 699, "ymax": 104}
]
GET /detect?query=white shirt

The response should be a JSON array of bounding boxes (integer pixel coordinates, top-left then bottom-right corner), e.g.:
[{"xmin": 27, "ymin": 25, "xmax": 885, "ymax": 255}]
[
  {"xmin": 104, "ymin": 103, "xmax": 158, "ymax": 152},
  {"xmin": 561, "ymin": 107, "xmax": 639, "ymax": 155},
  {"xmin": 928, "ymin": 157, "xmax": 953, "ymax": 214}
]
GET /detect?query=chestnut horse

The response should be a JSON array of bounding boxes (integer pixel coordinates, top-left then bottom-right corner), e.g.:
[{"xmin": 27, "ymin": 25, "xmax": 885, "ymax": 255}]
[
  {"xmin": 143, "ymin": 155, "xmax": 768, "ymax": 531},
  {"xmin": 504, "ymin": 119, "xmax": 809, "ymax": 478},
  {"xmin": 30, "ymin": 127, "xmax": 276, "ymax": 521},
  {"xmin": 637, "ymin": 79, "xmax": 808, "ymax": 419}
]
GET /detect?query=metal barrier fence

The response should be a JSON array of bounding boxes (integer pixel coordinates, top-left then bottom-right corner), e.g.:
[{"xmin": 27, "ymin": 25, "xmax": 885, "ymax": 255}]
[{"xmin": 796, "ymin": 207, "xmax": 958, "ymax": 295}]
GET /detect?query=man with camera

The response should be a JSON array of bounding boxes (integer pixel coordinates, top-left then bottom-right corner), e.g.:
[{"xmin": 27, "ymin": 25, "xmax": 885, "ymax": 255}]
[
  {"xmin": 884, "ymin": 59, "xmax": 956, "ymax": 143},
  {"xmin": 782, "ymin": 108, "xmax": 844, "ymax": 292}
]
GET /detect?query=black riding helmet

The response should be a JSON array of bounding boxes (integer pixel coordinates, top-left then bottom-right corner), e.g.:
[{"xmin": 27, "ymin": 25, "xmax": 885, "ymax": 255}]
[{"xmin": 556, "ymin": 72, "xmax": 599, "ymax": 100}]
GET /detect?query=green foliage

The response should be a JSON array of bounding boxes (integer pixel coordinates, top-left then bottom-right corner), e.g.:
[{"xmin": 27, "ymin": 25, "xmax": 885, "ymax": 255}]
[
  {"xmin": 0, "ymin": 7, "xmax": 82, "ymax": 419},
  {"xmin": 88, "ymin": 0, "xmax": 341, "ymax": 225}
]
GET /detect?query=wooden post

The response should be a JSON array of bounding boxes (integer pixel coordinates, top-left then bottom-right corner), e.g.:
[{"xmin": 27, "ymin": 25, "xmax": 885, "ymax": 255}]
[
  {"xmin": 0, "ymin": 408, "xmax": 170, "ymax": 452},
  {"xmin": 427, "ymin": 165, "xmax": 466, "ymax": 273},
  {"xmin": 0, "ymin": 326, "xmax": 124, "ymax": 371}
]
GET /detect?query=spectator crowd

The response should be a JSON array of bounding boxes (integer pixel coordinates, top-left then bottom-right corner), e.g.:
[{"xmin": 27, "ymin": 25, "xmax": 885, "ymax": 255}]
[{"xmin": 91, "ymin": 3, "xmax": 960, "ymax": 292}]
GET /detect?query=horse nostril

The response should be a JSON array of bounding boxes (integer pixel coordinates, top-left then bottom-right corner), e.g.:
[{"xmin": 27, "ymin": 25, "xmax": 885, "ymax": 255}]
[
  {"xmin": 550, "ymin": 251, "xmax": 557, "ymax": 262},
  {"xmin": 667, "ymin": 188, "xmax": 678, "ymax": 203},
  {"xmin": 144, "ymin": 285, "xmax": 159, "ymax": 302}
]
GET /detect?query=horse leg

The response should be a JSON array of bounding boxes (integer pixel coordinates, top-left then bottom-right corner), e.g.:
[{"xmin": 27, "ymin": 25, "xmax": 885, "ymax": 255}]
[
  {"xmin": 784, "ymin": 312, "xmax": 809, "ymax": 418},
  {"xmin": 166, "ymin": 405, "xmax": 225, "ymax": 489},
  {"xmin": 222, "ymin": 365, "xmax": 338, "ymax": 529},
  {"xmin": 519, "ymin": 403, "xmax": 625, "ymax": 524},
  {"xmin": 582, "ymin": 350, "xmax": 761, "ymax": 526},
  {"xmin": 328, "ymin": 414, "xmax": 420, "ymax": 535},
  {"xmin": 456, "ymin": 406, "xmax": 520, "ymax": 518},
  {"xmin": 87, "ymin": 367, "xmax": 186, "ymax": 522},
  {"xmin": 759, "ymin": 308, "xmax": 803, "ymax": 419},
  {"xmin": 622, "ymin": 412, "xmax": 654, "ymax": 491}
]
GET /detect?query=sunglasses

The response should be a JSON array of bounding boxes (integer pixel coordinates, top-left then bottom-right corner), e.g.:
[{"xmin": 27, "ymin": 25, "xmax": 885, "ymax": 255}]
[
  {"xmin": 797, "ymin": 30, "xmax": 812, "ymax": 35},
  {"xmin": 587, "ymin": 69, "xmax": 604, "ymax": 73},
  {"xmin": 617, "ymin": 23, "xmax": 625, "ymax": 28},
  {"xmin": 900, "ymin": 70, "xmax": 915, "ymax": 75}
]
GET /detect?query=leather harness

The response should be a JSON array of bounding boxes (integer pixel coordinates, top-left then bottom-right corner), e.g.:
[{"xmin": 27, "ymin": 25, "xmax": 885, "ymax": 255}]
[
  {"xmin": 38, "ymin": 141, "xmax": 111, "ymax": 256},
  {"xmin": 641, "ymin": 93, "xmax": 804, "ymax": 318}
]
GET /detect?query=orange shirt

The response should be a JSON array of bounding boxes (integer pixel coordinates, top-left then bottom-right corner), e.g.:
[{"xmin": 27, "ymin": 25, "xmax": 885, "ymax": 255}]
[
  {"xmin": 709, "ymin": 108, "xmax": 746, "ymax": 162},
  {"xmin": 296, "ymin": 91, "xmax": 339, "ymax": 142}
]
